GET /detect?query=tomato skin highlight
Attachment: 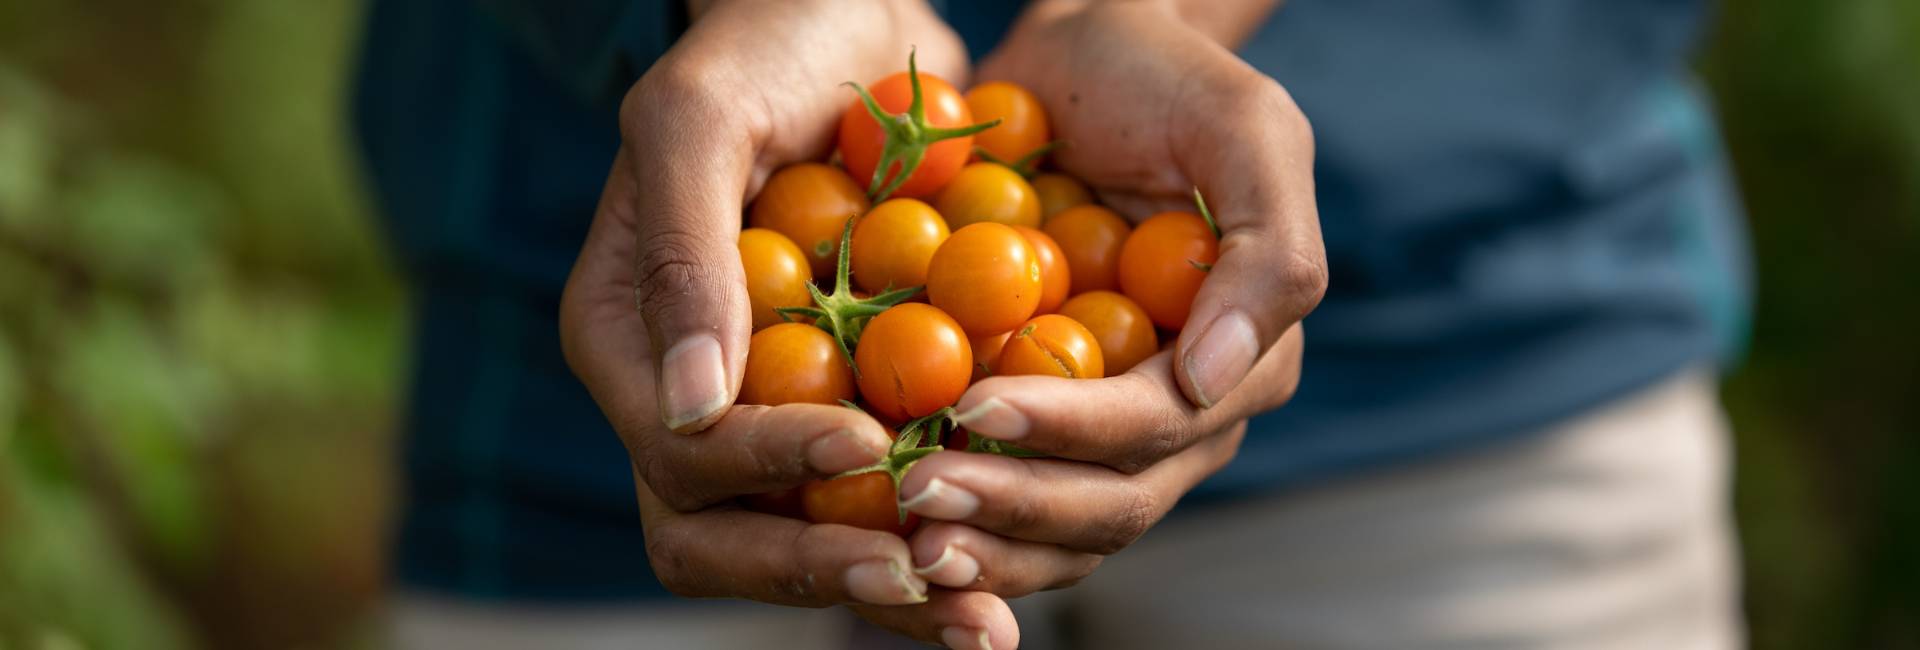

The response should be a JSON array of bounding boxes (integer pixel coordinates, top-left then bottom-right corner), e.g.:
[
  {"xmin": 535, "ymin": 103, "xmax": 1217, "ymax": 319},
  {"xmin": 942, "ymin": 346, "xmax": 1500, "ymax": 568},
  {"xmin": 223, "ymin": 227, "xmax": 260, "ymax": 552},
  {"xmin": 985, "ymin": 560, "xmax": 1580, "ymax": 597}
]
[
  {"xmin": 1044, "ymin": 204, "xmax": 1132, "ymax": 295},
  {"xmin": 749, "ymin": 163, "xmax": 870, "ymax": 278},
  {"xmin": 934, "ymin": 162, "xmax": 1042, "ymax": 230},
  {"xmin": 927, "ymin": 223, "xmax": 1043, "ymax": 336},
  {"xmin": 1032, "ymin": 173, "xmax": 1093, "ymax": 221},
  {"xmin": 803, "ymin": 472, "xmax": 919, "ymax": 536},
  {"xmin": 851, "ymin": 198, "xmax": 949, "ymax": 295},
  {"xmin": 1057, "ymin": 291, "xmax": 1157, "ymax": 374},
  {"xmin": 854, "ymin": 303, "xmax": 973, "ymax": 422},
  {"xmin": 839, "ymin": 70, "xmax": 976, "ymax": 199},
  {"xmin": 997, "ymin": 314, "xmax": 1105, "ymax": 379},
  {"xmin": 964, "ymin": 81, "xmax": 1051, "ymax": 166},
  {"xmin": 968, "ymin": 330, "xmax": 1011, "ymax": 381},
  {"xmin": 1118, "ymin": 211, "xmax": 1219, "ymax": 330},
  {"xmin": 739, "ymin": 323, "xmax": 857, "ymax": 407},
  {"xmin": 739, "ymin": 228, "xmax": 814, "ymax": 331},
  {"xmin": 1013, "ymin": 226, "xmax": 1070, "ymax": 315}
]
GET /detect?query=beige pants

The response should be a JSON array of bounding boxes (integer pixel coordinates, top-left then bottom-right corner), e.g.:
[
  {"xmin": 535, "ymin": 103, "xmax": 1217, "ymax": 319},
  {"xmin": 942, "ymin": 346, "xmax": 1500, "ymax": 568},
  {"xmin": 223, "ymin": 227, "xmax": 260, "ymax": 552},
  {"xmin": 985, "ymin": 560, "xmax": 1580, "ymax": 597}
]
[{"xmin": 389, "ymin": 370, "xmax": 1743, "ymax": 649}]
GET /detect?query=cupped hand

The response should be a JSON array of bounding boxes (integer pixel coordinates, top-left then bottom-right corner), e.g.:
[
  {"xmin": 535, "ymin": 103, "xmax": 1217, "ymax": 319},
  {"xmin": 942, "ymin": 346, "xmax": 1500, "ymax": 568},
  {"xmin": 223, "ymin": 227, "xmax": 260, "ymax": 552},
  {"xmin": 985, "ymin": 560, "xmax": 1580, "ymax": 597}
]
[
  {"xmin": 560, "ymin": 1, "xmax": 1014, "ymax": 647},
  {"xmin": 872, "ymin": 0, "xmax": 1328, "ymax": 605}
]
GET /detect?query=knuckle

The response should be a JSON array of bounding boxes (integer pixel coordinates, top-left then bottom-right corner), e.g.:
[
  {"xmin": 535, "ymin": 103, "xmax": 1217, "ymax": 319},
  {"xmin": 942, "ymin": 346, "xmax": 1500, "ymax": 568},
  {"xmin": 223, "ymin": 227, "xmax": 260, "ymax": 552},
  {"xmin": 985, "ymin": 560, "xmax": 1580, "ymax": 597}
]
[
  {"xmin": 633, "ymin": 437, "xmax": 710, "ymax": 512},
  {"xmin": 632, "ymin": 230, "xmax": 719, "ymax": 315},
  {"xmin": 1276, "ymin": 249, "xmax": 1330, "ymax": 318},
  {"xmin": 643, "ymin": 524, "xmax": 703, "ymax": 597},
  {"xmin": 1093, "ymin": 486, "xmax": 1160, "ymax": 555},
  {"xmin": 1046, "ymin": 555, "xmax": 1105, "ymax": 591},
  {"xmin": 625, "ymin": 60, "xmax": 733, "ymax": 135}
]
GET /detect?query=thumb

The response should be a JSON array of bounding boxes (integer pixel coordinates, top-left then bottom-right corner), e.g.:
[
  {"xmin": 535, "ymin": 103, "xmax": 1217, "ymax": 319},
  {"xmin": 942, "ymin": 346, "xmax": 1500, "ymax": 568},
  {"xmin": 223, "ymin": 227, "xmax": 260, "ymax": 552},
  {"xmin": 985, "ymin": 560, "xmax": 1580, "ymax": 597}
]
[{"xmin": 621, "ymin": 71, "xmax": 758, "ymax": 433}]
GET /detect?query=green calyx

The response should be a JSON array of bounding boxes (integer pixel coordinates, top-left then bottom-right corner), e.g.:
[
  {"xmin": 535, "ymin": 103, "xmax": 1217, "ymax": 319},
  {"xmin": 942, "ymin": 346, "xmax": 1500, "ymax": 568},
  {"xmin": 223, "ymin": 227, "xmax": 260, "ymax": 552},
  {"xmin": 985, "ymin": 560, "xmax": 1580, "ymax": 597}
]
[
  {"xmin": 1188, "ymin": 187, "xmax": 1221, "ymax": 272},
  {"xmin": 847, "ymin": 48, "xmax": 1002, "ymax": 203},
  {"xmin": 830, "ymin": 404, "xmax": 1050, "ymax": 524},
  {"xmin": 776, "ymin": 216, "xmax": 920, "ymax": 374},
  {"xmin": 974, "ymin": 140, "xmax": 1065, "ymax": 179}
]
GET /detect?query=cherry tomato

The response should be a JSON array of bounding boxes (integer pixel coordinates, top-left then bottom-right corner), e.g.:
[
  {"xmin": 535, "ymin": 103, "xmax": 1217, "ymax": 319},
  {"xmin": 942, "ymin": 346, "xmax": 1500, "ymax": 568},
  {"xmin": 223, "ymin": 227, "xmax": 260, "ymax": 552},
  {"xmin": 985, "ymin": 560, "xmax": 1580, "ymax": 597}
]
[
  {"xmin": 739, "ymin": 323, "xmax": 857, "ymax": 406},
  {"xmin": 749, "ymin": 163, "xmax": 870, "ymax": 277},
  {"xmin": 739, "ymin": 228, "xmax": 813, "ymax": 331},
  {"xmin": 743, "ymin": 487, "xmax": 805, "ymax": 520},
  {"xmin": 1043, "ymin": 204, "xmax": 1131, "ymax": 295},
  {"xmin": 934, "ymin": 162, "xmax": 1041, "ymax": 229},
  {"xmin": 1031, "ymin": 173, "xmax": 1093, "ymax": 221},
  {"xmin": 927, "ymin": 223, "xmax": 1042, "ymax": 336},
  {"xmin": 851, "ymin": 198, "xmax": 949, "ymax": 294},
  {"xmin": 855, "ymin": 303, "xmax": 972, "ymax": 421},
  {"xmin": 997, "ymin": 314, "xmax": 1105, "ymax": 379},
  {"xmin": 969, "ymin": 330, "xmax": 1011, "ymax": 381},
  {"xmin": 1013, "ymin": 226, "xmax": 1070, "ymax": 315},
  {"xmin": 839, "ymin": 70, "xmax": 976, "ymax": 199},
  {"xmin": 964, "ymin": 81, "xmax": 1051, "ymax": 166},
  {"xmin": 804, "ymin": 471, "xmax": 918, "ymax": 536},
  {"xmin": 1118, "ymin": 211, "xmax": 1219, "ymax": 330},
  {"xmin": 1057, "ymin": 291, "xmax": 1157, "ymax": 374}
]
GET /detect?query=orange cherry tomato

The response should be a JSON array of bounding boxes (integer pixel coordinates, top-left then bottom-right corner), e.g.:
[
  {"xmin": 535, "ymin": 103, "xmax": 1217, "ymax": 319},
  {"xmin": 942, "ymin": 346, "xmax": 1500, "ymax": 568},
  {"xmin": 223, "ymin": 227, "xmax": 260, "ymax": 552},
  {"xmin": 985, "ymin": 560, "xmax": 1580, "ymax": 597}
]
[
  {"xmin": 749, "ymin": 163, "xmax": 870, "ymax": 277},
  {"xmin": 1031, "ymin": 173, "xmax": 1093, "ymax": 221},
  {"xmin": 1043, "ymin": 205, "xmax": 1131, "ymax": 295},
  {"xmin": 803, "ymin": 471, "xmax": 918, "ymax": 536},
  {"xmin": 997, "ymin": 314, "xmax": 1105, "ymax": 379},
  {"xmin": 964, "ymin": 81, "xmax": 1051, "ymax": 165},
  {"xmin": 927, "ymin": 223, "xmax": 1042, "ymax": 336},
  {"xmin": 851, "ymin": 198, "xmax": 949, "ymax": 294},
  {"xmin": 1057, "ymin": 291, "xmax": 1157, "ymax": 374},
  {"xmin": 854, "ymin": 303, "xmax": 972, "ymax": 421},
  {"xmin": 739, "ymin": 323, "xmax": 857, "ymax": 406},
  {"xmin": 1013, "ymin": 226, "xmax": 1070, "ymax": 315},
  {"xmin": 839, "ymin": 70, "xmax": 976, "ymax": 199},
  {"xmin": 969, "ymin": 330, "xmax": 1011, "ymax": 381},
  {"xmin": 1118, "ymin": 211, "xmax": 1219, "ymax": 330},
  {"xmin": 743, "ymin": 487, "xmax": 805, "ymax": 519},
  {"xmin": 739, "ymin": 228, "xmax": 813, "ymax": 331},
  {"xmin": 934, "ymin": 162, "xmax": 1041, "ymax": 230}
]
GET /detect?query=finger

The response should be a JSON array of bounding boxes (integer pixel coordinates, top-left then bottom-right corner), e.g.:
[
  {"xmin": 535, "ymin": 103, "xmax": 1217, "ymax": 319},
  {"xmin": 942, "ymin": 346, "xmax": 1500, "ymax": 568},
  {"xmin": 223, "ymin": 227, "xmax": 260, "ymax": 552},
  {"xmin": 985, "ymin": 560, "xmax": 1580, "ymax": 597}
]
[
  {"xmin": 849, "ymin": 589, "xmax": 1019, "ymax": 650},
  {"xmin": 908, "ymin": 521, "xmax": 1101, "ymax": 596},
  {"xmin": 896, "ymin": 426, "xmax": 1244, "ymax": 554},
  {"xmin": 1170, "ymin": 70, "xmax": 1328, "ymax": 409},
  {"xmin": 620, "ymin": 67, "xmax": 759, "ymax": 433},
  {"xmin": 635, "ymin": 475, "xmax": 929, "ymax": 607},
  {"xmin": 953, "ymin": 324, "xmax": 1301, "ymax": 471},
  {"xmin": 635, "ymin": 403, "xmax": 893, "ymax": 512}
]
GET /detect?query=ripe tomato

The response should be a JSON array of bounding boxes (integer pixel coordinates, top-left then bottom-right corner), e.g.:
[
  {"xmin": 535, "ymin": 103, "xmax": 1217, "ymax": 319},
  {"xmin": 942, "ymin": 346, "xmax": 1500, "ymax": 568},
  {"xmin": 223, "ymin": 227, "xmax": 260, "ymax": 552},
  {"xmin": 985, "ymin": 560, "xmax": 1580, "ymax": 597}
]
[
  {"xmin": 749, "ymin": 163, "xmax": 870, "ymax": 277},
  {"xmin": 968, "ymin": 330, "xmax": 1011, "ymax": 381},
  {"xmin": 1031, "ymin": 173, "xmax": 1093, "ymax": 221},
  {"xmin": 934, "ymin": 162, "xmax": 1041, "ymax": 230},
  {"xmin": 804, "ymin": 471, "xmax": 918, "ymax": 536},
  {"xmin": 743, "ymin": 487, "xmax": 805, "ymax": 520},
  {"xmin": 739, "ymin": 228, "xmax": 813, "ymax": 331},
  {"xmin": 927, "ymin": 223, "xmax": 1042, "ymax": 336},
  {"xmin": 839, "ymin": 70, "xmax": 976, "ymax": 199},
  {"xmin": 739, "ymin": 323, "xmax": 857, "ymax": 406},
  {"xmin": 854, "ymin": 303, "xmax": 972, "ymax": 421},
  {"xmin": 1118, "ymin": 211, "xmax": 1219, "ymax": 330},
  {"xmin": 851, "ymin": 198, "xmax": 949, "ymax": 294},
  {"xmin": 964, "ymin": 81, "xmax": 1051, "ymax": 166},
  {"xmin": 997, "ymin": 314, "xmax": 1105, "ymax": 379},
  {"xmin": 1057, "ymin": 291, "xmax": 1157, "ymax": 374},
  {"xmin": 1013, "ymin": 226, "xmax": 1069, "ymax": 315},
  {"xmin": 1043, "ymin": 204, "xmax": 1131, "ymax": 295}
]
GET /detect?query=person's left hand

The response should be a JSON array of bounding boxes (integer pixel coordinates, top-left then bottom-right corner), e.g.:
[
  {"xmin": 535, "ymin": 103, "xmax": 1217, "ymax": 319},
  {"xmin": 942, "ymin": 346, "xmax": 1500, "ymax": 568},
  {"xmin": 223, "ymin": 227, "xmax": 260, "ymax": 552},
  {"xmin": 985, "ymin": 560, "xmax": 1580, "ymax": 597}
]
[{"xmin": 850, "ymin": 1, "xmax": 1325, "ymax": 632}]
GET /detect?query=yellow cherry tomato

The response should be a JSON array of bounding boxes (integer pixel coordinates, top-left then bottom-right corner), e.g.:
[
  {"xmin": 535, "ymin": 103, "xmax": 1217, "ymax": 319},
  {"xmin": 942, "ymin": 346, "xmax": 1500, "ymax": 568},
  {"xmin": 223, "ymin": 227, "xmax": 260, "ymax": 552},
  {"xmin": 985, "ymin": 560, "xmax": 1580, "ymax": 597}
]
[
  {"xmin": 739, "ymin": 228, "xmax": 814, "ymax": 331},
  {"xmin": 1031, "ymin": 173, "xmax": 1093, "ymax": 222},
  {"xmin": 965, "ymin": 81, "xmax": 1051, "ymax": 166},
  {"xmin": 934, "ymin": 162, "xmax": 1042, "ymax": 230}
]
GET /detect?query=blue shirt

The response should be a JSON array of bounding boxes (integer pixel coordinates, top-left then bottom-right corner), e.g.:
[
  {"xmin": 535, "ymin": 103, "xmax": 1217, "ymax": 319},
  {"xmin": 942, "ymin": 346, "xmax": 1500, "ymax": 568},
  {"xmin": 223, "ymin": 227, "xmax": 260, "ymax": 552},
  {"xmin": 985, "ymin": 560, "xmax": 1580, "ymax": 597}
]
[{"xmin": 355, "ymin": 0, "xmax": 1750, "ymax": 601}]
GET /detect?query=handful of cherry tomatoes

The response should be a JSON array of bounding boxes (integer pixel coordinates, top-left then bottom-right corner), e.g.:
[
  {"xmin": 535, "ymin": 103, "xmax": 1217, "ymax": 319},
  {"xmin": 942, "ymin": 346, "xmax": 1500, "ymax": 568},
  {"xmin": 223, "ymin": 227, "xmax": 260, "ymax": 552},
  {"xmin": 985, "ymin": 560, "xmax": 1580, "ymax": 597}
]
[{"xmin": 737, "ymin": 52, "xmax": 1219, "ymax": 536}]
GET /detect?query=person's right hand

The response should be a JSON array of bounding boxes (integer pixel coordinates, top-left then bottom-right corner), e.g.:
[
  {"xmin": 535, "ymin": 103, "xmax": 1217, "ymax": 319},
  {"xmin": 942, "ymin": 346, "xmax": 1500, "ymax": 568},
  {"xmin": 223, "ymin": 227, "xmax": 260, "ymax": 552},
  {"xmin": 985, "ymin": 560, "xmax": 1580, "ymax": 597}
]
[{"xmin": 560, "ymin": 1, "xmax": 1018, "ymax": 648}]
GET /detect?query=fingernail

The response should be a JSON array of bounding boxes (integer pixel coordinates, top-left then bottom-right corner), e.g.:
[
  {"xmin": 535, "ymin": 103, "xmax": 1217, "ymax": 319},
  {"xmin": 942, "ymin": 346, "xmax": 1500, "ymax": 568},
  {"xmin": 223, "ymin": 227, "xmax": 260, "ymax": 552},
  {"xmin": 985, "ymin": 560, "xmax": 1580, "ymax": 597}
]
[
  {"xmin": 899, "ymin": 477, "xmax": 980, "ymax": 520},
  {"xmin": 846, "ymin": 559, "xmax": 928, "ymax": 605},
  {"xmin": 1182, "ymin": 310, "xmax": 1258, "ymax": 409},
  {"xmin": 942, "ymin": 627, "xmax": 993, "ymax": 650},
  {"xmin": 951, "ymin": 397, "xmax": 1027, "ymax": 441},
  {"xmin": 913, "ymin": 545, "xmax": 981, "ymax": 588},
  {"xmin": 807, "ymin": 429, "xmax": 883, "ymax": 474},
  {"xmin": 660, "ymin": 334, "xmax": 729, "ymax": 433}
]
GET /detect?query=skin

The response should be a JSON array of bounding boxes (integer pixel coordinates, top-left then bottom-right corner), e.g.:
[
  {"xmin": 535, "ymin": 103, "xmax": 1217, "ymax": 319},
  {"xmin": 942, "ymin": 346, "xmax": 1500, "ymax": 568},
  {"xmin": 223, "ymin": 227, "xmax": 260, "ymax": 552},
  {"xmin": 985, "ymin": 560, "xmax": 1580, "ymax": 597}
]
[
  {"xmin": 854, "ymin": 303, "xmax": 974, "ymax": 422},
  {"xmin": 1043, "ymin": 203, "xmax": 1131, "ymax": 295},
  {"xmin": 1031, "ymin": 172, "xmax": 1094, "ymax": 220},
  {"xmin": 840, "ymin": 69, "xmax": 978, "ymax": 199},
  {"xmin": 997, "ymin": 314, "xmax": 1106, "ymax": 379},
  {"xmin": 737, "ymin": 323, "xmax": 857, "ymax": 406},
  {"xmin": 851, "ymin": 198, "xmax": 950, "ymax": 294},
  {"xmin": 1057, "ymin": 290, "xmax": 1158, "ymax": 374},
  {"xmin": 927, "ymin": 222, "xmax": 1044, "ymax": 336},
  {"xmin": 1014, "ymin": 225, "xmax": 1071, "ymax": 314},
  {"xmin": 805, "ymin": 471, "xmax": 923, "ymax": 536},
  {"xmin": 966, "ymin": 81, "xmax": 1053, "ymax": 164},
  {"xmin": 562, "ymin": 0, "xmax": 1312, "ymax": 646},
  {"xmin": 748, "ymin": 163, "xmax": 870, "ymax": 278},
  {"xmin": 1118, "ymin": 210, "xmax": 1220, "ymax": 330},
  {"xmin": 933, "ymin": 162, "xmax": 1043, "ymax": 229},
  {"xmin": 738, "ymin": 228, "xmax": 814, "ymax": 331}
]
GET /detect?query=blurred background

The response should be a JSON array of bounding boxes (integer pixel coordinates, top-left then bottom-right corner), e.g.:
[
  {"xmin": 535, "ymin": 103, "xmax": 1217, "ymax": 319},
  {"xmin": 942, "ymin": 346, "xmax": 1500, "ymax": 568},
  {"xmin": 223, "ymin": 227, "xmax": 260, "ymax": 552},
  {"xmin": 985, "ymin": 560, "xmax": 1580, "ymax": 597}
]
[{"xmin": 0, "ymin": 1, "xmax": 1913, "ymax": 648}]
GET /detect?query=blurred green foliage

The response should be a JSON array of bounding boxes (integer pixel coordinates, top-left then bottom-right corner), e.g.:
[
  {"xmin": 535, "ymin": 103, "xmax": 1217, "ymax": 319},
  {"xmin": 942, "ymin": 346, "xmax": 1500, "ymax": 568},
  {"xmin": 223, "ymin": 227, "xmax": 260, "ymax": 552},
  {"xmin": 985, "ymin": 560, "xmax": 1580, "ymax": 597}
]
[{"xmin": 0, "ymin": 0, "xmax": 1913, "ymax": 649}]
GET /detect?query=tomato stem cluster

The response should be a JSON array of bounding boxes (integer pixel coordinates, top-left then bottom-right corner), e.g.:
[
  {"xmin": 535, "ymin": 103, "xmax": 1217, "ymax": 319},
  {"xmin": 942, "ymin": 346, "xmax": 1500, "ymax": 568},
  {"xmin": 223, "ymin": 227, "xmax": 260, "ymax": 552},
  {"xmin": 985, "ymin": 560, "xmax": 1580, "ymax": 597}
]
[
  {"xmin": 1189, "ymin": 187, "xmax": 1221, "ymax": 272},
  {"xmin": 846, "ymin": 48, "xmax": 1002, "ymax": 203},
  {"xmin": 832, "ymin": 405, "xmax": 1043, "ymax": 523},
  {"xmin": 777, "ymin": 217, "xmax": 919, "ymax": 372}
]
